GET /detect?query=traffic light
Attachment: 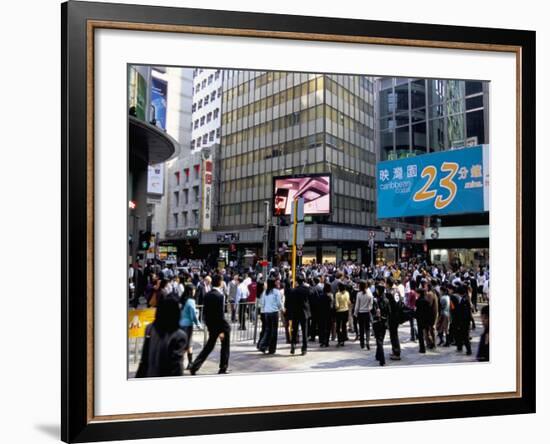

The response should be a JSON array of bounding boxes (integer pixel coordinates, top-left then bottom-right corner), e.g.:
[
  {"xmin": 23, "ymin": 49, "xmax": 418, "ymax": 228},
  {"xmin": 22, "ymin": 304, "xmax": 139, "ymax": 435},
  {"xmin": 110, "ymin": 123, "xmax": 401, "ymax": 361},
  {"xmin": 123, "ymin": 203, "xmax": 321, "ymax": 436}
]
[{"xmin": 138, "ymin": 231, "xmax": 151, "ymax": 250}]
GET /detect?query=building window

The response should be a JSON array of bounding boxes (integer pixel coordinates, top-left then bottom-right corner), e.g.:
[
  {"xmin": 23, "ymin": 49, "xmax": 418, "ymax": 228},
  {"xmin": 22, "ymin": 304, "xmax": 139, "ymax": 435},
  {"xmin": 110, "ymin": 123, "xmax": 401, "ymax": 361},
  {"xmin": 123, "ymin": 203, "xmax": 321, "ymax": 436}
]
[
  {"xmin": 173, "ymin": 213, "xmax": 179, "ymax": 227},
  {"xmin": 204, "ymin": 95, "xmax": 210, "ymax": 105},
  {"xmin": 200, "ymin": 116, "xmax": 205, "ymax": 126},
  {"xmin": 208, "ymin": 74, "xmax": 213, "ymax": 84},
  {"xmin": 194, "ymin": 119, "xmax": 199, "ymax": 129},
  {"xmin": 217, "ymin": 87, "xmax": 222, "ymax": 97},
  {"xmin": 193, "ymin": 186, "xmax": 199, "ymax": 203},
  {"xmin": 193, "ymin": 210, "xmax": 199, "ymax": 225},
  {"xmin": 182, "ymin": 212, "xmax": 188, "ymax": 227},
  {"xmin": 192, "ymin": 103, "xmax": 196, "ymax": 112},
  {"xmin": 209, "ymin": 130, "xmax": 215, "ymax": 141},
  {"xmin": 215, "ymin": 70, "xmax": 220, "ymax": 80},
  {"xmin": 202, "ymin": 134, "xmax": 208, "ymax": 144},
  {"xmin": 210, "ymin": 91, "xmax": 216, "ymax": 102},
  {"xmin": 216, "ymin": 128, "xmax": 221, "ymax": 138},
  {"xmin": 194, "ymin": 164, "xmax": 200, "ymax": 179},
  {"xmin": 190, "ymin": 140, "xmax": 195, "ymax": 150},
  {"xmin": 184, "ymin": 168, "xmax": 190, "ymax": 182},
  {"xmin": 195, "ymin": 83, "xmax": 200, "ymax": 91},
  {"xmin": 207, "ymin": 112, "xmax": 212, "ymax": 123},
  {"xmin": 198, "ymin": 99, "xmax": 203, "ymax": 109},
  {"xmin": 202, "ymin": 79, "xmax": 207, "ymax": 88},
  {"xmin": 174, "ymin": 191, "xmax": 179, "ymax": 207},
  {"xmin": 196, "ymin": 138, "xmax": 201, "ymax": 147},
  {"xmin": 213, "ymin": 108, "xmax": 219, "ymax": 119}
]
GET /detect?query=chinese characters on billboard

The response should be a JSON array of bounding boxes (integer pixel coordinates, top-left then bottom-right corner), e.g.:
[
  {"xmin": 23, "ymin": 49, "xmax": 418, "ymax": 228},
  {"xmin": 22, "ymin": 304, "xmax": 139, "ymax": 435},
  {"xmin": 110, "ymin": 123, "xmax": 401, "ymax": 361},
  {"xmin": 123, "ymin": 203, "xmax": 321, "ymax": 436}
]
[{"xmin": 377, "ymin": 145, "xmax": 490, "ymax": 219}]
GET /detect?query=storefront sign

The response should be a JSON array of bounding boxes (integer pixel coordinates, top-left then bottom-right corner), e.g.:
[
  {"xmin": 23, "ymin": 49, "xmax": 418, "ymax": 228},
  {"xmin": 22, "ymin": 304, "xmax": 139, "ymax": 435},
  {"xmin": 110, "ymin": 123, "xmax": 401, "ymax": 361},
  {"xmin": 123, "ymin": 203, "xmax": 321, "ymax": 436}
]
[
  {"xmin": 185, "ymin": 228, "xmax": 200, "ymax": 239},
  {"xmin": 377, "ymin": 145, "xmax": 489, "ymax": 218},
  {"xmin": 158, "ymin": 245, "xmax": 178, "ymax": 263}
]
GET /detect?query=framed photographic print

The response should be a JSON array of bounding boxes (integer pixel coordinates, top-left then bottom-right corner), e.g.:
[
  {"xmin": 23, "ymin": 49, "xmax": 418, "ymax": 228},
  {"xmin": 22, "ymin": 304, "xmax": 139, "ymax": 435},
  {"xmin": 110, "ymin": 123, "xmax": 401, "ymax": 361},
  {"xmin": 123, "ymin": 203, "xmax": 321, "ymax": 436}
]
[{"xmin": 62, "ymin": 0, "xmax": 536, "ymax": 442}]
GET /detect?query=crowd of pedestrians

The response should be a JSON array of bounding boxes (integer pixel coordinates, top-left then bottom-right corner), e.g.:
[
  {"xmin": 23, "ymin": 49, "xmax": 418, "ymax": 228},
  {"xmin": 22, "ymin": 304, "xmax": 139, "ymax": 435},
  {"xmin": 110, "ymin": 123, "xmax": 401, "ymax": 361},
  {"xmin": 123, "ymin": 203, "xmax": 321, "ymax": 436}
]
[{"xmin": 132, "ymin": 257, "xmax": 490, "ymax": 377}]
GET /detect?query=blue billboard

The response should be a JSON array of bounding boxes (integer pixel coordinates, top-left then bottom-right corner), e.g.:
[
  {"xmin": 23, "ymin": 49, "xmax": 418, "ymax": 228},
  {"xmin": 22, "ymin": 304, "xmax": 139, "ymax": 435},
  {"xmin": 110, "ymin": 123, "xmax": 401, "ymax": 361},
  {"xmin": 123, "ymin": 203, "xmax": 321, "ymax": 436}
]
[
  {"xmin": 150, "ymin": 77, "xmax": 168, "ymax": 130},
  {"xmin": 377, "ymin": 145, "xmax": 489, "ymax": 219}
]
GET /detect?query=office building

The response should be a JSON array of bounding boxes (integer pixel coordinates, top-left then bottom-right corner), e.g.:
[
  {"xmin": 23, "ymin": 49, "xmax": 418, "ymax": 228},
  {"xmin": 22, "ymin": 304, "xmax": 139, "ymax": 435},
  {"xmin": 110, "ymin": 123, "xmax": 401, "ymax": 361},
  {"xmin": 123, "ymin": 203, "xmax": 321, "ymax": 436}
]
[
  {"xmin": 375, "ymin": 77, "xmax": 490, "ymax": 267},
  {"xmin": 200, "ymin": 70, "xmax": 400, "ymax": 266},
  {"xmin": 191, "ymin": 68, "xmax": 223, "ymax": 152}
]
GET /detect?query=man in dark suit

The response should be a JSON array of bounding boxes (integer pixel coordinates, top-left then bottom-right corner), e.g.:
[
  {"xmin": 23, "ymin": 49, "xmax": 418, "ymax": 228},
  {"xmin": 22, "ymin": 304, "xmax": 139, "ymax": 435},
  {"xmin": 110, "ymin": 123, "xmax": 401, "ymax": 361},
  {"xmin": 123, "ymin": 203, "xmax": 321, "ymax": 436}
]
[
  {"xmin": 285, "ymin": 274, "xmax": 311, "ymax": 355},
  {"xmin": 453, "ymin": 284, "xmax": 473, "ymax": 355},
  {"xmin": 189, "ymin": 274, "xmax": 231, "ymax": 375}
]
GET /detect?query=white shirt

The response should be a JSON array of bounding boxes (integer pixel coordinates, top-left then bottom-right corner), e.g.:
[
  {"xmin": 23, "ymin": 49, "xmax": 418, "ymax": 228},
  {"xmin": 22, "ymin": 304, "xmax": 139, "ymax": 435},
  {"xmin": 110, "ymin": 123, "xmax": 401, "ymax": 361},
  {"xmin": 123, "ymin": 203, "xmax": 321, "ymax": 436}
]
[{"xmin": 354, "ymin": 289, "xmax": 374, "ymax": 316}]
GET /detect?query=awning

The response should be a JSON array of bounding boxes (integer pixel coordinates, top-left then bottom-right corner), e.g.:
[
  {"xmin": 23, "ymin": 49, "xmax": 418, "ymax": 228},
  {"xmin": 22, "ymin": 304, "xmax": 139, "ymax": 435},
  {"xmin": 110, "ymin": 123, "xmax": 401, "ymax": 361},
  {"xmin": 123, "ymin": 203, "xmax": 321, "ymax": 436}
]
[{"xmin": 129, "ymin": 116, "xmax": 179, "ymax": 164}]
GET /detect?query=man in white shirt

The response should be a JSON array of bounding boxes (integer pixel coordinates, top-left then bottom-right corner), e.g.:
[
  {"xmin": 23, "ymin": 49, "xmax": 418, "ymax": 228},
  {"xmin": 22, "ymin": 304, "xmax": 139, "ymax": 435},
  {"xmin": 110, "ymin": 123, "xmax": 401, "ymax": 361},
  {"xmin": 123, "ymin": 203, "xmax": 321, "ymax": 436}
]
[{"xmin": 235, "ymin": 276, "xmax": 250, "ymax": 330}]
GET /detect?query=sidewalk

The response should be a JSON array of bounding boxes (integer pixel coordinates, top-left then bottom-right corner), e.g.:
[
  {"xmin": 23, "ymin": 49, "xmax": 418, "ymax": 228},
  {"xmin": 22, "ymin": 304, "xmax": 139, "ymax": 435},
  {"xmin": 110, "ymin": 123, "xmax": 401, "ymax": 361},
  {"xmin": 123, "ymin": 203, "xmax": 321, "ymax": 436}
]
[{"xmin": 129, "ymin": 308, "xmax": 485, "ymax": 377}]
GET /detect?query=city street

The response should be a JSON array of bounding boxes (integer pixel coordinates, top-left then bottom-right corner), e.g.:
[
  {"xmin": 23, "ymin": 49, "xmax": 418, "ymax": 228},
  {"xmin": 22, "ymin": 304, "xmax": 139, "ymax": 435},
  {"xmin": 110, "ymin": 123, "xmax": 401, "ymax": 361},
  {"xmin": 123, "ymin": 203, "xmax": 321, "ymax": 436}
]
[{"xmin": 129, "ymin": 307, "xmax": 484, "ymax": 377}]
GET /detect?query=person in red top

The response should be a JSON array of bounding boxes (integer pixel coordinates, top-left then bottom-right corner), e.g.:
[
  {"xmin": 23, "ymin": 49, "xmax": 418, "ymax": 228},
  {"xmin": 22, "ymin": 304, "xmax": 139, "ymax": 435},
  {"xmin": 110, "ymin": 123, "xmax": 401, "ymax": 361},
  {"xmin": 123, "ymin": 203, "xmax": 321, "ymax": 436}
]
[
  {"xmin": 405, "ymin": 278, "xmax": 419, "ymax": 342},
  {"xmin": 248, "ymin": 276, "xmax": 258, "ymax": 322}
]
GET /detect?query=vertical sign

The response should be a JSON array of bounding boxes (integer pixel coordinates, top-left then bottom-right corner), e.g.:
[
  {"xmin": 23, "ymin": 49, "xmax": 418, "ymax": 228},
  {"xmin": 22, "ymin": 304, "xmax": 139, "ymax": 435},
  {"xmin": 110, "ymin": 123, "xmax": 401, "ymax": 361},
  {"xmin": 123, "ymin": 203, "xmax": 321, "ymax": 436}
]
[
  {"xmin": 202, "ymin": 151, "xmax": 213, "ymax": 232},
  {"xmin": 129, "ymin": 67, "xmax": 147, "ymax": 121},
  {"xmin": 150, "ymin": 76, "xmax": 168, "ymax": 129},
  {"xmin": 147, "ymin": 163, "xmax": 164, "ymax": 195}
]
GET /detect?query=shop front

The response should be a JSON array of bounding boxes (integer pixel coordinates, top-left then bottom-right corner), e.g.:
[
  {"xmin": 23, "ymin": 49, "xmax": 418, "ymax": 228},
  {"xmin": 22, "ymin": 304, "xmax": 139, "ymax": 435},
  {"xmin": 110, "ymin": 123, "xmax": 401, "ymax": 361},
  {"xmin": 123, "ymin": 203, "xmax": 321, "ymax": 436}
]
[
  {"xmin": 429, "ymin": 247, "xmax": 489, "ymax": 268},
  {"xmin": 375, "ymin": 242, "xmax": 398, "ymax": 264}
]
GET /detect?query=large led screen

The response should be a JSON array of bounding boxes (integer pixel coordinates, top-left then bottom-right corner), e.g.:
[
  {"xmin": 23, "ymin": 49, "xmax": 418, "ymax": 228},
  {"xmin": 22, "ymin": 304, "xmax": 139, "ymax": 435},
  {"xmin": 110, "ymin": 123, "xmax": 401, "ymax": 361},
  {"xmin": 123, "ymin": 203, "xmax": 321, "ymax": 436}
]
[{"xmin": 273, "ymin": 174, "xmax": 331, "ymax": 216}]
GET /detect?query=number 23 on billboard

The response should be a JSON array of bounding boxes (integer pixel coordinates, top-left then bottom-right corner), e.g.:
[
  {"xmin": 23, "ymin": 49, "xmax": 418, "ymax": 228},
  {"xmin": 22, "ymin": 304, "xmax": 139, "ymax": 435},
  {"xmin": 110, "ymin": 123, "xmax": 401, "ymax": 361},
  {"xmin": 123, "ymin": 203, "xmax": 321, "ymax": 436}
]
[{"xmin": 413, "ymin": 162, "xmax": 459, "ymax": 210}]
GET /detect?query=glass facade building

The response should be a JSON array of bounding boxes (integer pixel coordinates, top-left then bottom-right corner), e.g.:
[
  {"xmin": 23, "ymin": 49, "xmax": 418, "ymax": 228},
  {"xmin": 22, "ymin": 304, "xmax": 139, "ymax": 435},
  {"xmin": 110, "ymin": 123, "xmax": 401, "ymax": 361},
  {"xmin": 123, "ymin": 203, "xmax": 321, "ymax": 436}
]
[
  {"xmin": 377, "ymin": 77, "xmax": 489, "ymax": 160},
  {"xmin": 375, "ymin": 77, "xmax": 490, "ymax": 266},
  {"xmin": 217, "ymin": 70, "xmax": 377, "ymax": 229}
]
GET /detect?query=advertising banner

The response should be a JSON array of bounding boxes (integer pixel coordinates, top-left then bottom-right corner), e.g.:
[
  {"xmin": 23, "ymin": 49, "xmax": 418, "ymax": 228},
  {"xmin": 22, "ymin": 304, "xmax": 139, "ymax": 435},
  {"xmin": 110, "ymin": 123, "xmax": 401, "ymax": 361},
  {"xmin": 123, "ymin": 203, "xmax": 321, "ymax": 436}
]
[
  {"xmin": 128, "ymin": 67, "xmax": 147, "ymax": 121},
  {"xmin": 150, "ymin": 76, "xmax": 168, "ymax": 129},
  {"xmin": 128, "ymin": 308, "xmax": 156, "ymax": 339},
  {"xmin": 147, "ymin": 163, "xmax": 164, "ymax": 195},
  {"xmin": 377, "ymin": 145, "xmax": 489, "ymax": 219},
  {"xmin": 158, "ymin": 245, "xmax": 178, "ymax": 263}
]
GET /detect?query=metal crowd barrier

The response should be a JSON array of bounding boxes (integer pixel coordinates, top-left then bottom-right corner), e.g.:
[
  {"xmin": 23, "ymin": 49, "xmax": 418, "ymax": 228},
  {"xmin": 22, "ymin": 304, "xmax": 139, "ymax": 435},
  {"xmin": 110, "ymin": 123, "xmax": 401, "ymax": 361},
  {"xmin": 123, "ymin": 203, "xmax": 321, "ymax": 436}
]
[{"xmin": 130, "ymin": 302, "xmax": 293, "ymax": 366}]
